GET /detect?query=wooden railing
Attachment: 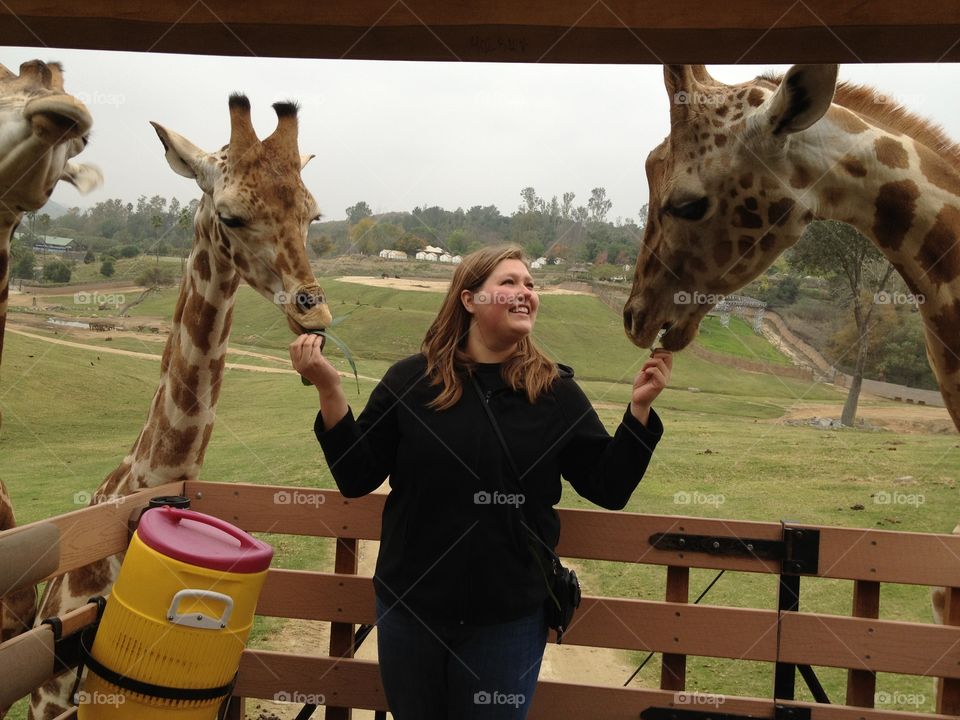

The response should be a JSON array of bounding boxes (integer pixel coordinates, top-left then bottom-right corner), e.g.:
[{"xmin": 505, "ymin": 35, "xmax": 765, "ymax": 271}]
[{"xmin": 1, "ymin": 479, "xmax": 959, "ymax": 720}]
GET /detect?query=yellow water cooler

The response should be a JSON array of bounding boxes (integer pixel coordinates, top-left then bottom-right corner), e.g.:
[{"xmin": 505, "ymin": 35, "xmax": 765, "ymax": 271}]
[{"xmin": 78, "ymin": 506, "xmax": 273, "ymax": 719}]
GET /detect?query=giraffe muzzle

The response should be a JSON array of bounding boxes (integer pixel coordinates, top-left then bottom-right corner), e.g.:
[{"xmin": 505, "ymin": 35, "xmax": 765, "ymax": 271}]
[{"xmin": 285, "ymin": 284, "xmax": 332, "ymax": 332}]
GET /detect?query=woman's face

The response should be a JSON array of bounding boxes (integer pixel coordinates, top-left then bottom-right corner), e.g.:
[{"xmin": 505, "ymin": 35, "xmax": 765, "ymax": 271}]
[{"xmin": 464, "ymin": 258, "xmax": 539, "ymax": 349}]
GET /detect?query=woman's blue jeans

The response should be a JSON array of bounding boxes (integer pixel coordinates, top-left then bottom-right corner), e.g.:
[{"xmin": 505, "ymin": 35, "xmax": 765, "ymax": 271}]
[{"xmin": 375, "ymin": 596, "xmax": 548, "ymax": 719}]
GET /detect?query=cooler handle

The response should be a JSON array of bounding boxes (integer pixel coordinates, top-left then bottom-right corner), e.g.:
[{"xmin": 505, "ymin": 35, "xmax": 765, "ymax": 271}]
[
  {"xmin": 166, "ymin": 589, "xmax": 234, "ymax": 630},
  {"xmin": 160, "ymin": 506, "xmax": 261, "ymax": 549}
]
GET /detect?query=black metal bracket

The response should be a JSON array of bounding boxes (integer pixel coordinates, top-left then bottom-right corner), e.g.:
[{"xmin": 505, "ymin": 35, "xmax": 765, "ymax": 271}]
[
  {"xmin": 648, "ymin": 527, "xmax": 820, "ymax": 575},
  {"xmin": 640, "ymin": 704, "xmax": 811, "ymax": 720}
]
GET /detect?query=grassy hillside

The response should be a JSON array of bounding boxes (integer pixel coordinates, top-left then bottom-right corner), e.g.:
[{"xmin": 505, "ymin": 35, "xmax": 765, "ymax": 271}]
[{"xmin": 2, "ymin": 278, "xmax": 956, "ymax": 716}]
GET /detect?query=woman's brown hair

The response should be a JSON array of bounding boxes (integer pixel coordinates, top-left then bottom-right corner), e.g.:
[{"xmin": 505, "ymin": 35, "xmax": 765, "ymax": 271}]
[{"xmin": 422, "ymin": 245, "xmax": 559, "ymax": 410}]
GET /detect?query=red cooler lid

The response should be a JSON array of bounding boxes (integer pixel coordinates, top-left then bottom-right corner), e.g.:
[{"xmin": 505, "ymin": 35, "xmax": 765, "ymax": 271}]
[{"xmin": 137, "ymin": 507, "xmax": 273, "ymax": 573}]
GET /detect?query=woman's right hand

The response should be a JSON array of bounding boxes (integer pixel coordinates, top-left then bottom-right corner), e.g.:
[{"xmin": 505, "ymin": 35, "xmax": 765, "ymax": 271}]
[{"xmin": 289, "ymin": 333, "xmax": 342, "ymax": 395}]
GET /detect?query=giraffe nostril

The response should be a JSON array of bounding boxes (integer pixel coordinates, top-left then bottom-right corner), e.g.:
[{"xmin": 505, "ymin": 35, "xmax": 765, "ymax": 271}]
[{"xmin": 295, "ymin": 292, "xmax": 317, "ymax": 313}]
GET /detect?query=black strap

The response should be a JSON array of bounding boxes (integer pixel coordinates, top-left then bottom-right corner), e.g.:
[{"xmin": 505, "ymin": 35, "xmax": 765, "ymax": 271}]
[
  {"xmin": 78, "ymin": 625, "xmax": 236, "ymax": 702},
  {"xmin": 468, "ymin": 373, "xmax": 556, "ymax": 559}
]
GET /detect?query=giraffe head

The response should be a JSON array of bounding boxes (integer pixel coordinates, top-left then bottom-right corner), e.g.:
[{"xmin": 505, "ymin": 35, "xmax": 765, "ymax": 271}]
[
  {"xmin": 0, "ymin": 59, "xmax": 102, "ymax": 215},
  {"xmin": 623, "ymin": 64, "xmax": 839, "ymax": 350},
  {"xmin": 151, "ymin": 94, "xmax": 332, "ymax": 333}
]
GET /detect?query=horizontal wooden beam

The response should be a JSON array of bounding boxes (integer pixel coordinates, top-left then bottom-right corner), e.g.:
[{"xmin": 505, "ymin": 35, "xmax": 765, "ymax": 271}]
[
  {"xmin": 235, "ymin": 652, "xmax": 953, "ymax": 720},
  {"xmin": 1, "ymin": 1, "xmax": 960, "ymax": 63},
  {"xmin": 780, "ymin": 612, "xmax": 960, "ymax": 679},
  {"xmin": 192, "ymin": 483, "xmax": 960, "ymax": 584},
  {"xmin": 256, "ymin": 569, "xmax": 779, "ymax": 661},
  {"xmin": 0, "ymin": 600, "xmax": 100, "ymax": 709},
  {"xmin": 0, "ymin": 482, "xmax": 184, "ymax": 581}
]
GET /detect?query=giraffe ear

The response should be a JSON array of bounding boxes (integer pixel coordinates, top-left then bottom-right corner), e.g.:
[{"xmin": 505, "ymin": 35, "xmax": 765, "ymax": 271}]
[
  {"xmin": 150, "ymin": 121, "xmax": 214, "ymax": 191},
  {"xmin": 758, "ymin": 64, "xmax": 838, "ymax": 136},
  {"xmin": 60, "ymin": 161, "xmax": 103, "ymax": 194}
]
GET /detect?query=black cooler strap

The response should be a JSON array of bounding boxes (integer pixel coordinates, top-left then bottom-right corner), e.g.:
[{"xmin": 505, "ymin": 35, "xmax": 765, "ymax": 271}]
[{"xmin": 78, "ymin": 625, "xmax": 236, "ymax": 701}]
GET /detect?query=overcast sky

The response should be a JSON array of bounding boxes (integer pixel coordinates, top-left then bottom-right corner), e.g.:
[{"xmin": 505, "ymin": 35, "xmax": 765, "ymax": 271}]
[{"xmin": 4, "ymin": 46, "xmax": 960, "ymax": 223}]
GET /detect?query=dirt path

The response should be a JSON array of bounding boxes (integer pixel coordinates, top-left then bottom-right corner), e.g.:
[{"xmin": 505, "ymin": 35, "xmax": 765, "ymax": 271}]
[
  {"xmin": 336, "ymin": 276, "xmax": 591, "ymax": 295},
  {"xmin": 5, "ymin": 325, "xmax": 380, "ymax": 382}
]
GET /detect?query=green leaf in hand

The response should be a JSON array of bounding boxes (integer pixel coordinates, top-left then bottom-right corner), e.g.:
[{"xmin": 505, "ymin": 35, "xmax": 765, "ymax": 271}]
[{"xmin": 300, "ymin": 329, "xmax": 360, "ymax": 394}]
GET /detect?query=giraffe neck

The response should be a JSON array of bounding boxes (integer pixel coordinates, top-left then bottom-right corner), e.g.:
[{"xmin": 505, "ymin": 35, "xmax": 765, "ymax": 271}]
[
  {"xmin": 792, "ymin": 112, "xmax": 960, "ymax": 428},
  {"xmin": 98, "ymin": 202, "xmax": 240, "ymax": 498}
]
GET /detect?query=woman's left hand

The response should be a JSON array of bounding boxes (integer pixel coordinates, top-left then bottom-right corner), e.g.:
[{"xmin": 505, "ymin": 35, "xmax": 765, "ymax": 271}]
[{"xmin": 630, "ymin": 349, "xmax": 673, "ymax": 425}]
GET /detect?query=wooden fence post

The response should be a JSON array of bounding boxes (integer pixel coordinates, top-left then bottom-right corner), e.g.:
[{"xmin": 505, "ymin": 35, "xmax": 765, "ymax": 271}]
[
  {"xmin": 845, "ymin": 580, "xmax": 880, "ymax": 706},
  {"xmin": 660, "ymin": 565, "xmax": 689, "ymax": 692},
  {"xmin": 327, "ymin": 537, "xmax": 359, "ymax": 720}
]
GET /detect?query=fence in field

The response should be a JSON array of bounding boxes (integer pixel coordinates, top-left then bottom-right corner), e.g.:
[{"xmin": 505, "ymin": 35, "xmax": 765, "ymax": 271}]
[{"xmin": 1, "ymin": 480, "xmax": 959, "ymax": 719}]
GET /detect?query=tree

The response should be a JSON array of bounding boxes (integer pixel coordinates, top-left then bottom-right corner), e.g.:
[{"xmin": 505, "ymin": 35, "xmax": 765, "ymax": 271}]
[
  {"xmin": 83, "ymin": 249, "xmax": 96, "ymax": 264},
  {"xmin": 349, "ymin": 217, "xmax": 378, "ymax": 254},
  {"xmin": 14, "ymin": 251, "xmax": 36, "ymax": 280},
  {"xmin": 42, "ymin": 260, "xmax": 71, "ymax": 283},
  {"xmin": 100, "ymin": 258, "xmax": 116, "ymax": 277},
  {"xmin": 309, "ymin": 234, "xmax": 334, "ymax": 257},
  {"xmin": 119, "ymin": 245, "xmax": 140, "ymax": 258},
  {"xmin": 561, "ymin": 192, "xmax": 575, "ymax": 220},
  {"xmin": 346, "ymin": 201, "xmax": 372, "ymax": 225},
  {"xmin": 587, "ymin": 187, "xmax": 612, "ymax": 224},
  {"xmin": 137, "ymin": 266, "xmax": 175, "ymax": 288},
  {"xmin": 789, "ymin": 220, "xmax": 897, "ymax": 426}
]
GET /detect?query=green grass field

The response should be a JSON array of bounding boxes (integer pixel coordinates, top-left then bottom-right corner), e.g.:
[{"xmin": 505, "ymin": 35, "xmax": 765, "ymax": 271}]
[{"xmin": 1, "ymin": 276, "xmax": 956, "ymax": 716}]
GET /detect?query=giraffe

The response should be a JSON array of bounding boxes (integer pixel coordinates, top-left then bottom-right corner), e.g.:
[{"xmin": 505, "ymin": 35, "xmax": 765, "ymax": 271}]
[
  {"xmin": 0, "ymin": 57, "xmax": 100, "ymax": 707},
  {"xmin": 623, "ymin": 62, "xmax": 960, "ymax": 681},
  {"xmin": 624, "ymin": 63, "xmax": 960, "ymax": 430},
  {"xmin": 27, "ymin": 94, "xmax": 332, "ymax": 719}
]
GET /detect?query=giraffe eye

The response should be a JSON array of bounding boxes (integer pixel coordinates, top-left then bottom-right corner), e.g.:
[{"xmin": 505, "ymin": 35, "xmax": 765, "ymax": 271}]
[
  {"xmin": 667, "ymin": 197, "xmax": 710, "ymax": 221},
  {"xmin": 217, "ymin": 212, "xmax": 245, "ymax": 229}
]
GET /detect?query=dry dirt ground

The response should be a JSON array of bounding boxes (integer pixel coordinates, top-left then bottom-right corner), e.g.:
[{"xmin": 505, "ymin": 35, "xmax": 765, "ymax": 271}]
[{"xmin": 773, "ymin": 402, "xmax": 954, "ymax": 435}]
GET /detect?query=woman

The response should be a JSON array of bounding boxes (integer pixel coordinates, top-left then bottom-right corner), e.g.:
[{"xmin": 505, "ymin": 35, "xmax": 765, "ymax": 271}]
[{"xmin": 290, "ymin": 245, "xmax": 671, "ymax": 719}]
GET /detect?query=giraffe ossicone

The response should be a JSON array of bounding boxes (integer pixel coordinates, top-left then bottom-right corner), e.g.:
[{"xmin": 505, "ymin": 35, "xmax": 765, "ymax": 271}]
[
  {"xmin": 27, "ymin": 93, "xmax": 331, "ymax": 720},
  {"xmin": 625, "ymin": 63, "xmax": 960, "ymax": 436}
]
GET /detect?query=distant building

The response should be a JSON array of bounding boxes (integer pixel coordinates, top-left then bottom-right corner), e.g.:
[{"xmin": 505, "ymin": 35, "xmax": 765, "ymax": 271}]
[
  {"xmin": 424, "ymin": 245, "xmax": 444, "ymax": 254},
  {"xmin": 379, "ymin": 249, "xmax": 408, "ymax": 260},
  {"xmin": 33, "ymin": 236, "xmax": 78, "ymax": 254},
  {"xmin": 438, "ymin": 253, "xmax": 454, "ymax": 263},
  {"xmin": 416, "ymin": 251, "xmax": 439, "ymax": 262},
  {"xmin": 530, "ymin": 256, "xmax": 548, "ymax": 270},
  {"xmin": 450, "ymin": 255, "xmax": 463, "ymax": 264}
]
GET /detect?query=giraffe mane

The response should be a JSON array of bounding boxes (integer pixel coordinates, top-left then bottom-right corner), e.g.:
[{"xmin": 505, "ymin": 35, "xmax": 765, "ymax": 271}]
[{"xmin": 757, "ymin": 72, "xmax": 960, "ymax": 167}]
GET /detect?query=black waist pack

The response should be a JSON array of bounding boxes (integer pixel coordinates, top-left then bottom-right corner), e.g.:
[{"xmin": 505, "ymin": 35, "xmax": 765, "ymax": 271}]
[{"xmin": 543, "ymin": 554, "xmax": 581, "ymax": 643}]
